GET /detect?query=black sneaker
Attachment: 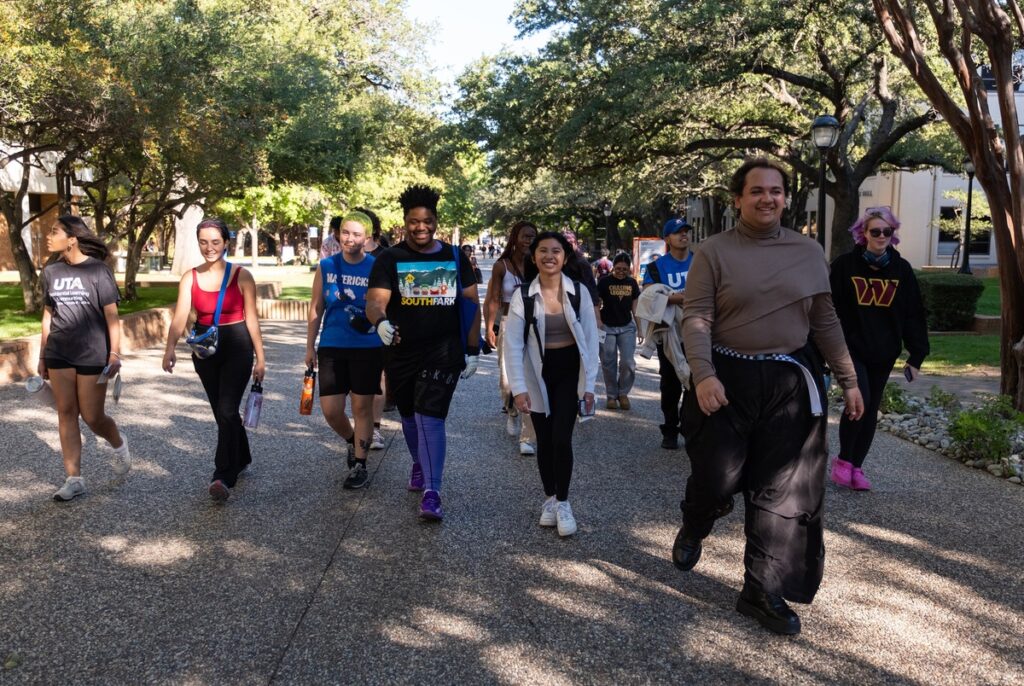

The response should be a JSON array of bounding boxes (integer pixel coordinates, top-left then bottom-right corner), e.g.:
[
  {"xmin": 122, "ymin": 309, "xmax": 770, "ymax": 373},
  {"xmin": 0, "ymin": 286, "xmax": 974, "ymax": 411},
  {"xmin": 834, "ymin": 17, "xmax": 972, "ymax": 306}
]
[
  {"xmin": 346, "ymin": 442, "xmax": 356, "ymax": 469},
  {"xmin": 661, "ymin": 435, "xmax": 680, "ymax": 450},
  {"xmin": 343, "ymin": 463, "xmax": 369, "ymax": 489}
]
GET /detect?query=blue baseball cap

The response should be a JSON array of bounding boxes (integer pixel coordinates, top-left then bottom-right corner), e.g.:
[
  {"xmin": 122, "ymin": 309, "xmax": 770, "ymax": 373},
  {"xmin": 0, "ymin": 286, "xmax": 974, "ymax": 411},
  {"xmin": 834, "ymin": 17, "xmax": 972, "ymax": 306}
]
[{"xmin": 663, "ymin": 218, "xmax": 691, "ymax": 238}]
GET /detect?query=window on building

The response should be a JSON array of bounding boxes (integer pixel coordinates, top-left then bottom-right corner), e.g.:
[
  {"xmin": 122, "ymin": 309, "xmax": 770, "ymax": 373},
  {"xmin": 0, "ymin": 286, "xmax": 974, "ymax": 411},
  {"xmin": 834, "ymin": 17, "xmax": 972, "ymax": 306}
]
[
  {"xmin": 28, "ymin": 194, "xmax": 42, "ymax": 214},
  {"xmin": 935, "ymin": 205, "xmax": 959, "ymax": 256}
]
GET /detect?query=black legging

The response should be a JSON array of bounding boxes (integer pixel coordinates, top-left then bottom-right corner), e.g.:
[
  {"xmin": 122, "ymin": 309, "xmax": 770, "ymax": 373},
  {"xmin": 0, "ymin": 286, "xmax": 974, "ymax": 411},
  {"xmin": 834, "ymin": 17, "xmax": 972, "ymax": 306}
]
[
  {"xmin": 192, "ymin": 321, "xmax": 253, "ymax": 487},
  {"xmin": 657, "ymin": 343, "xmax": 684, "ymax": 439},
  {"xmin": 838, "ymin": 356, "xmax": 895, "ymax": 468},
  {"xmin": 530, "ymin": 344, "xmax": 581, "ymax": 501}
]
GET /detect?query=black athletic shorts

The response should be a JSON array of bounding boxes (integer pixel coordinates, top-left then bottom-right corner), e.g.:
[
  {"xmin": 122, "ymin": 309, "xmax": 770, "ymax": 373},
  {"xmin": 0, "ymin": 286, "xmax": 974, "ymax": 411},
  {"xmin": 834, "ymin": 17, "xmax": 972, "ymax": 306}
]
[
  {"xmin": 44, "ymin": 358, "xmax": 107, "ymax": 376},
  {"xmin": 385, "ymin": 337, "xmax": 463, "ymax": 419},
  {"xmin": 317, "ymin": 347, "xmax": 384, "ymax": 396}
]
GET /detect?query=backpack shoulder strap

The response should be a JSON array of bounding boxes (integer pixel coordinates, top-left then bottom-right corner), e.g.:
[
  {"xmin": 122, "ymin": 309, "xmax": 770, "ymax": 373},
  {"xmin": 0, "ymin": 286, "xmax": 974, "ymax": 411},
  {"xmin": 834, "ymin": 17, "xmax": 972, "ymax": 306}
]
[
  {"xmin": 520, "ymin": 282, "xmax": 543, "ymax": 354},
  {"xmin": 568, "ymin": 281, "xmax": 582, "ymax": 320},
  {"xmin": 646, "ymin": 258, "xmax": 661, "ymax": 285}
]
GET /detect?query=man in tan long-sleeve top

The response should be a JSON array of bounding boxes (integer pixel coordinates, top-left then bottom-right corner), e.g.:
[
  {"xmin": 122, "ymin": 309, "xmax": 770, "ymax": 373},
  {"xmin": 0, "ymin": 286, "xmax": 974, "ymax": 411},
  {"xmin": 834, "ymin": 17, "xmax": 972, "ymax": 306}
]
[{"xmin": 672, "ymin": 158, "xmax": 864, "ymax": 635}]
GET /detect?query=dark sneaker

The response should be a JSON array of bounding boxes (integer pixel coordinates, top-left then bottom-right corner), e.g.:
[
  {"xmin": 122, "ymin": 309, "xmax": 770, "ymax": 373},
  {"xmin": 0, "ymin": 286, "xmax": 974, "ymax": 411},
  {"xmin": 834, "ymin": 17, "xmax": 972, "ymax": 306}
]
[
  {"xmin": 408, "ymin": 463, "xmax": 425, "ymax": 492},
  {"xmin": 419, "ymin": 490, "xmax": 443, "ymax": 520},
  {"xmin": 209, "ymin": 479, "xmax": 230, "ymax": 501},
  {"xmin": 661, "ymin": 435, "xmax": 679, "ymax": 450},
  {"xmin": 343, "ymin": 463, "xmax": 369, "ymax": 489}
]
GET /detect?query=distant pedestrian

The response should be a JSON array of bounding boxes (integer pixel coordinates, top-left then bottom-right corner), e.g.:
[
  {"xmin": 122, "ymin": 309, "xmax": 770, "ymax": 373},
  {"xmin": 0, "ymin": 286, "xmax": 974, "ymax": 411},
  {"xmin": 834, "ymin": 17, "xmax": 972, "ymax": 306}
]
[
  {"xmin": 462, "ymin": 244, "xmax": 484, "ymax": 284},
  {"xmin": 483, "ymin": 220, "xmax": 538, "ymax": 455},
  {"xmin": 305, "ymin": 212, "xmax": 384, "ymax": 490},
  {"xmin": 596, "ymin": 253, "xmax": 641, "ymax": 409},
  {"xmin": 675, "ymin": 158, "xmax": 863, "ymax": 635},
  {"xmin": 320, "ymin": 216, "xmax": 342, "ymax": 259},
  {"xmin": 366, "ymin": 185, "xmax": 481, "ymax": 521},
  {"xmin": 39, "ymin": 216, "xmax": 131, "ymax": 501},
  {"xmin": 593, "ymin": 251, "xmax": 613, "ymax": 280},
  {"xmin": 503, "ymin": 231, "xmax": 600, "ymax": 537},
  {"xmin": 829, "ymin": 207, "xmax": 929, "ymax": 490},
  {"xmin": 163, "ymin": 218, "xmax": 266, "ymax": 501},
  {"xmin": 642, "ymin": 218, "xmax": 693, "ymax": 449}
]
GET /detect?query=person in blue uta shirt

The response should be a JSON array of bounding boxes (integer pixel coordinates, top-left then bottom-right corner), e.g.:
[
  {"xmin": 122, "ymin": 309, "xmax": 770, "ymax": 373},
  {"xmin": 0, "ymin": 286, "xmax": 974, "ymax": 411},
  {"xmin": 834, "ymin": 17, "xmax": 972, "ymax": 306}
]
[
  {"xmin": 643, "ymin": 217, "xmax": 694, "ymax": 450},
  {"xmin": 305, "ymin": 211, "xmax": 383, "ymax": 491}
]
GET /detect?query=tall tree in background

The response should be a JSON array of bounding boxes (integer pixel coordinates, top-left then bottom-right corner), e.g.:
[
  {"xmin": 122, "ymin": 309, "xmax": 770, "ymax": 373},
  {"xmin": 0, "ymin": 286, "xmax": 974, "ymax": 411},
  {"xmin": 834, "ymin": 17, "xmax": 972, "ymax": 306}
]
[{"xmin": 872, "ymin": 0, "xmax": 1024, "ymax": 407}]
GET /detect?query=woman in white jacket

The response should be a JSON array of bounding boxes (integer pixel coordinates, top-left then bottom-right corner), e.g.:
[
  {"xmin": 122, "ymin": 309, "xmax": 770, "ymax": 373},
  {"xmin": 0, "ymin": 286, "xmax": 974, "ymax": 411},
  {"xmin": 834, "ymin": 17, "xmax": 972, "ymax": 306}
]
[{"xmin": 503, "ymin": 231, "xmax": 600, "ymax": 537}]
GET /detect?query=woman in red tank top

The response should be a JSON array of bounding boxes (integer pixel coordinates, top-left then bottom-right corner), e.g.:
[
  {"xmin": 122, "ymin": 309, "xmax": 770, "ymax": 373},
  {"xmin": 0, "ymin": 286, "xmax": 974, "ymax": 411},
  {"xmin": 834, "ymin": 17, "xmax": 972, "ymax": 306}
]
[{"xmin": 162, "ymin": 218, "xmax": 265, "ymax": 501}]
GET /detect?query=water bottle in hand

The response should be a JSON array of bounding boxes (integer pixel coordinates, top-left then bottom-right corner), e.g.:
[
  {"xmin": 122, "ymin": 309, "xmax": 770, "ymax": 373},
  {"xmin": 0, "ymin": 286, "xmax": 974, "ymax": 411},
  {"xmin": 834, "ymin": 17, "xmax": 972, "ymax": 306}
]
[{"xmin": 244, "ymin": 381, "xmax": 264, "ymax": 428}]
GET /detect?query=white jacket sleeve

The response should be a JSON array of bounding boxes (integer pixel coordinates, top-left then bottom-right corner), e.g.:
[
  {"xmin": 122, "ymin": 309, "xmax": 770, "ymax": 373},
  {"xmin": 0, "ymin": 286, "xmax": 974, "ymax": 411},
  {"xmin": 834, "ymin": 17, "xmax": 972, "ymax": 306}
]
[
  {"xmin": 578, "ymin": 287, "xmax": 600, "ymax": 394},
  {"xmin": 502, "ymin": 288, "xmax": 529, "ymax": 397}
]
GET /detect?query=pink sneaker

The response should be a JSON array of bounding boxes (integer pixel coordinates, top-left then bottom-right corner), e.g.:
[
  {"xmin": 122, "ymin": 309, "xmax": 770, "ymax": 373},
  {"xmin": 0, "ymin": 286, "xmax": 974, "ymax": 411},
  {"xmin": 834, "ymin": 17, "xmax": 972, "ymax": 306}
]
[
  {"xmin": 850, "ymin": 468, "xmax": 872, "ymax": 491},
  {"xmin": 830, "ymin": 458, "xmax": 853, "ymax": 488}
]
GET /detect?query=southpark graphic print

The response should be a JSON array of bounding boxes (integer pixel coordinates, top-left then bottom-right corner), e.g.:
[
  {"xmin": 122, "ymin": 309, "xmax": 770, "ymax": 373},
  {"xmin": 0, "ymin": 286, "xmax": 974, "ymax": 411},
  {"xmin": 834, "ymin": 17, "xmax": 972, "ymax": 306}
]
[{"xmin": 398, "ymin": 260, "xmax": 458, "ymax": 306}]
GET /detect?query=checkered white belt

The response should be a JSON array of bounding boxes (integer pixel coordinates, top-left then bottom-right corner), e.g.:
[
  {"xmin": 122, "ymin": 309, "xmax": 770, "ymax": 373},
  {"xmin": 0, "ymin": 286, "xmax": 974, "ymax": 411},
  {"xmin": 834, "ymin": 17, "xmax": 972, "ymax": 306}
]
[{"xmin": 712, "ymin": 344, "xmax": 823, "ymax": 416}]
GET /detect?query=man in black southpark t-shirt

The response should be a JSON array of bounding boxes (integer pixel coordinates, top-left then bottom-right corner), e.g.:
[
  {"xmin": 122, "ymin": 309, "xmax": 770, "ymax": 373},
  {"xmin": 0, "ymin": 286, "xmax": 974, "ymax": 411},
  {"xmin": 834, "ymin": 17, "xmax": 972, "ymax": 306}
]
[{"xmin": 366, "ymin": 185, "xmax": 481, "ymax": 521}]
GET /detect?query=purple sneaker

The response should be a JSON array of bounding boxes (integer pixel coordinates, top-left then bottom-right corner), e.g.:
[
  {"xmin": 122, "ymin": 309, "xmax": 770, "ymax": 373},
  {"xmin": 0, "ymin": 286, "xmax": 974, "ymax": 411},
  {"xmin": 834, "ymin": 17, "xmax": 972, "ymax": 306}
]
[
  {"xmin": 408, "ymin": 463, "xmax": 425, "ymax": 492},
  {"xmin": 419, "ymin": 490, "xmax": 443, "ymax": 521}
]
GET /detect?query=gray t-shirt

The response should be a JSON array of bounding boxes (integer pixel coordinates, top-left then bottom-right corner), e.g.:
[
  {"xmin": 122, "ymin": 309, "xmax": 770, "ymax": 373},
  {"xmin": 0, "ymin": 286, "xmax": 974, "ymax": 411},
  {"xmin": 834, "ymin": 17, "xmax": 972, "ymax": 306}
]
[{"xmin": 42, "ymin": 257, "xmax": 121, "ymax": 366}]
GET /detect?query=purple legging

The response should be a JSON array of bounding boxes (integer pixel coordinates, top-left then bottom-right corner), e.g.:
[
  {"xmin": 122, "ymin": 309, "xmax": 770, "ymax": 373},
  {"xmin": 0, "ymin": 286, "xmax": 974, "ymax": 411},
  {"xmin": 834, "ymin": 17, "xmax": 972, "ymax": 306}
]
[{"xmin": 401, "ymin": 413, "xmax": 446, "ymax": 492}]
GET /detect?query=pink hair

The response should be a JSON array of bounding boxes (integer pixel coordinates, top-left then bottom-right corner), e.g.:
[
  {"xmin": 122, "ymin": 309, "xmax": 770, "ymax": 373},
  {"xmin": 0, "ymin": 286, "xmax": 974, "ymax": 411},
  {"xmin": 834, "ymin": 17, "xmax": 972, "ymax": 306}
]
[{"xmin": 849, "ymin": 206, "xmax": 901, "ymax": 247}]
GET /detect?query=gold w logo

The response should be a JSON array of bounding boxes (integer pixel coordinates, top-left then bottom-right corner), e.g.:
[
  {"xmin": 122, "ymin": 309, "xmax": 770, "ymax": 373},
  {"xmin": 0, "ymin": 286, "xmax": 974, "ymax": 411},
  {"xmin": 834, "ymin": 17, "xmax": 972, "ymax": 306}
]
[{"xmin": 851, "ymin": 277, "xmax": 899, "ymax": 307}]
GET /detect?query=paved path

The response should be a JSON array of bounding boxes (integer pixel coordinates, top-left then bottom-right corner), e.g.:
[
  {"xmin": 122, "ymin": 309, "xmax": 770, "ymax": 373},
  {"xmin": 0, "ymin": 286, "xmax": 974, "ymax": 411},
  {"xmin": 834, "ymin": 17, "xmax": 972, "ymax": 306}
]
[{"xmin": 1, "ymin": 320, "xmax": 1022, "ymax": 684}]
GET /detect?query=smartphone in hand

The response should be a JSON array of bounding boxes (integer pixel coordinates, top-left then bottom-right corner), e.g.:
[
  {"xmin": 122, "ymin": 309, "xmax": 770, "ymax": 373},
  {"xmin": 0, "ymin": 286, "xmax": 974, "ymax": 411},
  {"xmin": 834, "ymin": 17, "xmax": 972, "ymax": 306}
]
[{"xmin": 903, "ymin": 365, "xmax": 914, "ymax": 382}]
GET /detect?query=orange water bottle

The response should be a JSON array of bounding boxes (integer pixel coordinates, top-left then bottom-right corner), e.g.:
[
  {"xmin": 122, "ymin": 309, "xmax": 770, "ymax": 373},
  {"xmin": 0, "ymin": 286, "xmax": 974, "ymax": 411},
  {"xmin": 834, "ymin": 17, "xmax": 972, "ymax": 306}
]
[{"xmin": 299, "ymin": 368, "xmax": 316, "ymax": 415}]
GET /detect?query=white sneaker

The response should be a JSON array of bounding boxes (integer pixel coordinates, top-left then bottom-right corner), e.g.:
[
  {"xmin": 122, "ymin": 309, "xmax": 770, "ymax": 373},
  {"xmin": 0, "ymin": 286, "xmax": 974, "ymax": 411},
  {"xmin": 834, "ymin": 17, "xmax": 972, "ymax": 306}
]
[
  {"xmin": 506, "ymin": 413, "xmax": 521, "ymax": 437},
  {"xmin": 53, "ymin": 476, "xmax": 85, "ymax": 501},
  {"xmin": 539, "ymin": 496, "xmax": 557, "ymax": 527},
  {"xmin": 519, "ymin": 441, "xmax": 536, "ymax": 456},
  {"xmin": 556, "ymin": 500, "xmax": 577, "ymax": 537},
  {"xmin": 370, "ymin": 429, "xmax": 385, "ymax": 450},
  {"xmin": 110, "ymin": 435, "xmax": 131, "ymax": 475}
]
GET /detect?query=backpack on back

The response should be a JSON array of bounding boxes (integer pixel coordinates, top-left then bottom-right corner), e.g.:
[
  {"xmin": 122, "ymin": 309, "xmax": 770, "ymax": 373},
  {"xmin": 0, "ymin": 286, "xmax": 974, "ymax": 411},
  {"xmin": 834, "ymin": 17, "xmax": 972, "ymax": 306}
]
[{"xmin": 521, "ymin": 281, "xmax": 582, "ymax": 353}]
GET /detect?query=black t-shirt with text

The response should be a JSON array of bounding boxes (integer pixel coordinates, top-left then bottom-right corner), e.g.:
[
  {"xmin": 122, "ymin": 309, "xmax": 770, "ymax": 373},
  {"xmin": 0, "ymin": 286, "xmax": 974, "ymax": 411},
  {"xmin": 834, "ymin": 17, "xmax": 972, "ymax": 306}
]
[
  {"xmin": 42, "ymin": 257, "xmax": 121, "ymax": 366},
  {"xmin": 368, "ymin": 241, "xmax": 477, "ymax": 345},
  {"xmin": 597, "ymin": 274, "xmax": 640, "ymax": 327}
]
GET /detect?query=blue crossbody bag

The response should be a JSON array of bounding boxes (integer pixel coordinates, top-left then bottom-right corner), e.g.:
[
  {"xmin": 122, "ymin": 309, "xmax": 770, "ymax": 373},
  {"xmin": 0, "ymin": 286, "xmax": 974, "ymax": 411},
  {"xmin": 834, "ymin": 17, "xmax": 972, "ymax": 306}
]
[{"xmin": 186, "ymin": 263, "xmax": 233, "ymax": 359}]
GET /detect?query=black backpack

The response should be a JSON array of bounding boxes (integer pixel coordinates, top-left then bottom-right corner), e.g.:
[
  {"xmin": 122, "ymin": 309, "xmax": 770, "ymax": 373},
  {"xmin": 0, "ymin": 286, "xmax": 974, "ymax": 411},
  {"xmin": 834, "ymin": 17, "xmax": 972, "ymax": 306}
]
[
  {"xmin": 645, "ymin": 259, "xmax": 662, "ymax": 284},
  {"xmin": 521, "ymin": 281, "xmax": 582, "ymax": 353}
]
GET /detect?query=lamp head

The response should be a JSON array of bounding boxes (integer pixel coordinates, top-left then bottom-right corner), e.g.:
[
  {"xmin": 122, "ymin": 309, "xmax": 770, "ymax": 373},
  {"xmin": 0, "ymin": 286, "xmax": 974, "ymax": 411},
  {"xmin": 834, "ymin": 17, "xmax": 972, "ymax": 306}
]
[{"xmin": 811, "ymin": 115, "xmax": 840, "ymax": 149}]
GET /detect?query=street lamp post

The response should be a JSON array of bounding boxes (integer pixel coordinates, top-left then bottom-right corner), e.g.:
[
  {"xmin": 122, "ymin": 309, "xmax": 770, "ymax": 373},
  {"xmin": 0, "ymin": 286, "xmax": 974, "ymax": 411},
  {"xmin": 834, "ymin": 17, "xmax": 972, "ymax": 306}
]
[
  {"xmin": 960, "ymin": 157, "xmax": 975, "ymax": 275},
  {"xmin": 601, "ymin": 200, "xmax": 612, "ymax": 254},
  {"xmin": 811, "ymin": 115, "xmax": 840, "ymax": 251}
]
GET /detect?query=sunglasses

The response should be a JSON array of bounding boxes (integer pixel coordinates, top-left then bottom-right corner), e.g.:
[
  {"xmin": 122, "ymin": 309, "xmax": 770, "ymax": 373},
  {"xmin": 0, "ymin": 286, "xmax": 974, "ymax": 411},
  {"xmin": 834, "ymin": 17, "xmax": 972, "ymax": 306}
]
[{"xmin": 868, "ymin": 227, "xmax": 894, "ymax": 238}]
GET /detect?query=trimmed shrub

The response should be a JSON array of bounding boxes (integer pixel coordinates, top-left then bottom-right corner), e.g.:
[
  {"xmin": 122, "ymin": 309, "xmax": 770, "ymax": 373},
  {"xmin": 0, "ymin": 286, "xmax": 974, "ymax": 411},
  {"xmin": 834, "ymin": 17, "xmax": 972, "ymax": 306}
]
[{"xmin": 916, "ymin": 271, "xmax": 984, "ymax": 331}]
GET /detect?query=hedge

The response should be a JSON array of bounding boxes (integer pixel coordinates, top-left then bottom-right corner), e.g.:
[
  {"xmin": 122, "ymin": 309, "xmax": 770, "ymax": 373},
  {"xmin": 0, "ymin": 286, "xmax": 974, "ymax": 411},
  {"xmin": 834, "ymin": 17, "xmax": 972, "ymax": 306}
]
[{"xmin": 916, "ymin": 271, "xmax": 984, "ymax": 331}]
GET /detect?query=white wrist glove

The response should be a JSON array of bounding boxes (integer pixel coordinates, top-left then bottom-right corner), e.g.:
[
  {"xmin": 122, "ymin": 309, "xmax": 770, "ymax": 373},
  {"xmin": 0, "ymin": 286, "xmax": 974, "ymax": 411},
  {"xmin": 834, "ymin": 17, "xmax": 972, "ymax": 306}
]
[
  {"xmin": 376, "ymin": 319, "xmax": 397, "ymax": 346},
  {"xmin": 460, "ymin": 354, "xmax": 479, "ymax": 379}
]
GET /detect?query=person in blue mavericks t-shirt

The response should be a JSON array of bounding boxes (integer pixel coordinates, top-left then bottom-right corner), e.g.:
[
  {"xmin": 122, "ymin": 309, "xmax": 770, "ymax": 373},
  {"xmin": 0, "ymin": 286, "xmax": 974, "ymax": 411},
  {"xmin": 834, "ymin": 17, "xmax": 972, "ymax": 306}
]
[
  {"xmin": 643, "ymin": 217, "xmax": 694, "ymax": 449},
  {"xmin": 305, "ymin": 211, "xmax": 383, "ymax": 490}
]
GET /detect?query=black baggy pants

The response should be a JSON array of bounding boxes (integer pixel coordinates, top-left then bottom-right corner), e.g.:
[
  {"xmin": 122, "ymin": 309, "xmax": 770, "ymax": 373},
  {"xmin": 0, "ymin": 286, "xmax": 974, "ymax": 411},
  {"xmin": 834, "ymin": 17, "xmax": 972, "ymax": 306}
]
[
  {"xmin": 681, "ymin": 350, "xmax": 827, "ymax": 604},
  {"xmin": 192, "ymin": 322, "xmax": 253, "ymax": 487},
  {"xmin": 530, "ymin": 344, "xmax": 581, "ymax": 501}
]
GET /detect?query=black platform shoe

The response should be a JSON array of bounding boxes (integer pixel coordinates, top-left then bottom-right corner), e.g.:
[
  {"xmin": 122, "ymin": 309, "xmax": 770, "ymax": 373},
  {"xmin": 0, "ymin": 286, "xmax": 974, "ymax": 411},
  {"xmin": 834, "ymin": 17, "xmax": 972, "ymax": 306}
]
[
  {"xmin": 736, "ymin": 585, "xmax": 801, "ymax": 635},
  {"xmin": 671, "ymin": 526, "xmax": 703, "ymax": 571}
]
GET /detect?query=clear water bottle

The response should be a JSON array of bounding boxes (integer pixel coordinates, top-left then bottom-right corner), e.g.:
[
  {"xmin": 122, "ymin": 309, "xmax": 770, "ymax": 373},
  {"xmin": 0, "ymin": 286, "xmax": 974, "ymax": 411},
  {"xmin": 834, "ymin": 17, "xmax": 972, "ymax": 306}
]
[{"xmin": 244, "ymin": 381, "xmax": 263, "ymax": 429}]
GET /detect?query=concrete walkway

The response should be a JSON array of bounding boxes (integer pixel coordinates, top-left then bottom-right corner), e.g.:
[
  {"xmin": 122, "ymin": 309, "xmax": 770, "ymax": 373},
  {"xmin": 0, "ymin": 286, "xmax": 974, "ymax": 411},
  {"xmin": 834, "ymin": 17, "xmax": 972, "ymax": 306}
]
[{"xmin": 1, "ymin": 322, "xmax": 1022, "ymax": 684}]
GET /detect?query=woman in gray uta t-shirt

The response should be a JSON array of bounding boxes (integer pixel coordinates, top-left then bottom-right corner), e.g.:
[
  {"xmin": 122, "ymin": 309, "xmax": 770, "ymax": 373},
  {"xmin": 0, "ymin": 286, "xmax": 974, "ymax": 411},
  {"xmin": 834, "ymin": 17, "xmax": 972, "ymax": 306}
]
[{"xmin": 39, "ymin": 216, "xmax": 132, "ymax": 502}]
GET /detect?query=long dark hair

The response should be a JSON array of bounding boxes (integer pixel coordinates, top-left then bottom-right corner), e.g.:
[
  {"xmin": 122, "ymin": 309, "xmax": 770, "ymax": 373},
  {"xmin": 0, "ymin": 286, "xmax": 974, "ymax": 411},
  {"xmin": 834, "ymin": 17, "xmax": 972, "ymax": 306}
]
[
  {"xmin": 497, "ymin": 220, "xmax": 538, "ymax": 264},
  {"xmin": 522, "ymin": 231, "xmax": 588, "ymax": 283},
  {"xmin": 51, "ymin": 215, "xmax": 109, "ymax": 263}
]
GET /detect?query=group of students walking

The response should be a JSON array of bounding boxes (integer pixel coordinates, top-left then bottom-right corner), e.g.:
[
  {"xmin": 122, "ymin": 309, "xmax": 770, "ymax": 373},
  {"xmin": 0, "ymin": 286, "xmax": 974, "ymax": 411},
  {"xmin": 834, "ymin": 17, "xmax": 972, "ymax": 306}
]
[{"xmin": 36, "ymin": 160, "xmax": 927, "ymax": 636}]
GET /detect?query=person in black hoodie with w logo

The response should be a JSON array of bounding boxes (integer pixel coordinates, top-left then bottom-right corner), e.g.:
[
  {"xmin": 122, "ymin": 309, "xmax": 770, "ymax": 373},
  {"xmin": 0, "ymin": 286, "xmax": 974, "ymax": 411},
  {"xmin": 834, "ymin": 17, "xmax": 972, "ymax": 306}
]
[{"xmin": 829, "ymin": 206, "xmax": 929, "ymax": 491}]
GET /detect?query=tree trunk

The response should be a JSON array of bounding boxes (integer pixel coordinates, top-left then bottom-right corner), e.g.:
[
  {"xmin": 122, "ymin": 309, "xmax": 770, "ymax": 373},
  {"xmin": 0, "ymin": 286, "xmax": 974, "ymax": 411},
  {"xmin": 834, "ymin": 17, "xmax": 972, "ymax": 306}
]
[
  {"xmin": 0, "ymin": 169, "xmax": 43, "ymax": 312},
  {"xmin": 829, "ymin": 177, "xmax": 859, "ymax": 260}
]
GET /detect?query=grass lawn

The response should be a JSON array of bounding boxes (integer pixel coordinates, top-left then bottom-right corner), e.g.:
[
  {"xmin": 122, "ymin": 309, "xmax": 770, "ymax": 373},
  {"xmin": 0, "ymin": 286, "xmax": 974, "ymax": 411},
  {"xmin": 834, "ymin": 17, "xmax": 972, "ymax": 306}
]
[
  {"xmin": 0, "ymin": 285, "xmax": 178, "ymax": 341},
  {"xmin": 279, "ymin": 286, "xmax": 312, "ymax": 301},
  {"xmin": 900, "ymin": 334, "xmax": 1000, "ymax": 374},
  {"xmin": 976, "ymin": 276, "xmax": 1000, "ymax": 316}
]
